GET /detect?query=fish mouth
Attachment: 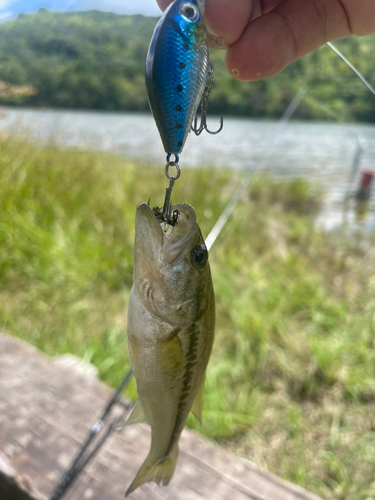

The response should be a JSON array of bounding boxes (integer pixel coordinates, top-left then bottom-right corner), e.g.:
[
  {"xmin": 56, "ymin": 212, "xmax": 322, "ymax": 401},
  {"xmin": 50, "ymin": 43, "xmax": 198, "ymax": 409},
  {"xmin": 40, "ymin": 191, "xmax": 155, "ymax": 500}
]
[
  {"xmin": 134, "ymin": 203, "xmax": 164, "ymax": 269},
  {"xmin": 134, "ymin": 202, "xmax": 199, "ymax": 268},
  {"xmin": 164, "ymin": 203, "xmax": 197, "ymax": 264}
]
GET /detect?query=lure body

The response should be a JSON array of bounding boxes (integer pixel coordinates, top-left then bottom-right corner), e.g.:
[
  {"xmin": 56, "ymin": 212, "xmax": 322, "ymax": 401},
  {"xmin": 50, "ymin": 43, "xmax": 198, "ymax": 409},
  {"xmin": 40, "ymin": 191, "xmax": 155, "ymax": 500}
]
[
  {"xmin": 146, "ymin": 0, "xmax": 209, "ymax": 156},
  {"xmin": 125, "ymin": 202, "xmax": 215, "ymax": 496}
]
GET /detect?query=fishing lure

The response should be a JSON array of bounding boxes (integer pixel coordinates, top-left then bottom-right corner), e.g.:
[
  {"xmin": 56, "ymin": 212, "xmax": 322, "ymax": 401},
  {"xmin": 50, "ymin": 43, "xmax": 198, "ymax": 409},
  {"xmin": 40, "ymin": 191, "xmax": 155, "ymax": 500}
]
[{"xmin": 145, "ymin": 0, "xmax": 223, "ymax": 159}]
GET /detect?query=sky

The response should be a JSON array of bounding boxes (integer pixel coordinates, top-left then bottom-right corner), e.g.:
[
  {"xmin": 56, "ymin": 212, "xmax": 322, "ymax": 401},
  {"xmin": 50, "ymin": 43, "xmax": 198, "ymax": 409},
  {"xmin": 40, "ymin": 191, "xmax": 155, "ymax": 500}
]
[{"xmin": 0, "ymin": 0, "xmax": 162, "ymax": 22}]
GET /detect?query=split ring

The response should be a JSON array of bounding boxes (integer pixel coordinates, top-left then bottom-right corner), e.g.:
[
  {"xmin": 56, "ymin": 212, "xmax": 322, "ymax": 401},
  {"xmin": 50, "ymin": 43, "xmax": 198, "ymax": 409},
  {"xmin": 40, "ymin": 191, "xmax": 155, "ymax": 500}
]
[{"xmin": 165, "ymin": 161, "xmax": 181, "ymax": 181}]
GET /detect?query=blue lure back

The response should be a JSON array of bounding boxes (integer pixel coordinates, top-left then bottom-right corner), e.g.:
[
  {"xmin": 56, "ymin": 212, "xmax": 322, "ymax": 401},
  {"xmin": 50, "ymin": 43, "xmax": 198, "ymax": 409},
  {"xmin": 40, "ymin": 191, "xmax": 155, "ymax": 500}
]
[{"xmin": 146, "ymin": 0, "xmax": 209, "ymax": 157}]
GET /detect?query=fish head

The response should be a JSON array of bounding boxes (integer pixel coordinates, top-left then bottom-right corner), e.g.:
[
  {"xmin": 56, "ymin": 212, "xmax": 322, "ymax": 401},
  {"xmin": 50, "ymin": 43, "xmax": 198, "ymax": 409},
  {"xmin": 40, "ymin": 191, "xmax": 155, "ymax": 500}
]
[
  {"xmin": 165, "ymin": 0, "xmax": 207, "ymax": 46},
  {"xmin": 133, "ymin": 202, "xmax": 212, "ymax": 324}
]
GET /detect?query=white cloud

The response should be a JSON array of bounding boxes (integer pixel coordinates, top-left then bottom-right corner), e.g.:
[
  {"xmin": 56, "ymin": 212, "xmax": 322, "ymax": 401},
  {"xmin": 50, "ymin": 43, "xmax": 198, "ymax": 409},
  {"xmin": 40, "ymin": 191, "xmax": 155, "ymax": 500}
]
[
  {"xmin": 75, "ymin": 0, "xmax": 161, "ymax": 16},
  {"xmin": 0, "ymin": 0, "xmax": 162, "ymax": 20},
  {"xmin": 0, "ymin": 9, "xmax": 12, "ymax": 19}
]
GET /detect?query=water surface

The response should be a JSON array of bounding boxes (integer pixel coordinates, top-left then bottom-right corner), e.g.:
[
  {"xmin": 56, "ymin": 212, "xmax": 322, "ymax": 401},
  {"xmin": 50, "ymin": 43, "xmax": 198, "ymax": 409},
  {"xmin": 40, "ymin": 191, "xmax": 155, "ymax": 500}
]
[{"xmin": 1, "ymin": 107, "xmax": 375, "ymax": 230}]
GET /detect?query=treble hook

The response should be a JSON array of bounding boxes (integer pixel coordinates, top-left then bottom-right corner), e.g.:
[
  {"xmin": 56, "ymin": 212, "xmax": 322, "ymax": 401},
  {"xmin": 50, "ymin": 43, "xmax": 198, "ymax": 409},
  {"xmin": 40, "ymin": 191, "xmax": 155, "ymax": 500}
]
[
  {"xmin": 192, "ymin": 60, "xmax": 223, "ymax": 136},
  {"xmin": 162, "ymin": 155, "xmax": 180, "ymax": 223}
]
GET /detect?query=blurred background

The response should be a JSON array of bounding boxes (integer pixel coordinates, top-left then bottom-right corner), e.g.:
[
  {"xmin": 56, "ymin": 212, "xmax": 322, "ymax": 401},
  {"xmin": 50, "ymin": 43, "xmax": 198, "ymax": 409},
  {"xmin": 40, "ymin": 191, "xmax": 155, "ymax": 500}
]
[{"xmin": 1, "ymin": 2, "xmax": 375, "ymax": 500}]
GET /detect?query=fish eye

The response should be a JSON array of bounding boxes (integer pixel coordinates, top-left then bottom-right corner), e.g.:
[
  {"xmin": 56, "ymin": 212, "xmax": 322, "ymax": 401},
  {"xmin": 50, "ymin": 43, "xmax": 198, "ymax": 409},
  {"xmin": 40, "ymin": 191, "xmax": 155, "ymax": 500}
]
[
  {"xmin": 191, "ymin": 244, "xmax": 208, "ymax": 268},
  {"xmin": 179, "ymin": 3, "xmax": 200, "ymax": 22}
]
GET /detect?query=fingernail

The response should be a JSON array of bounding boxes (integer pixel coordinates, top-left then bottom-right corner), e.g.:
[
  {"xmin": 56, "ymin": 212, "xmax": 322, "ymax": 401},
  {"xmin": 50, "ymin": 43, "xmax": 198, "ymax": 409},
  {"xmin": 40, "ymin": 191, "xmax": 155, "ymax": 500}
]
[
  {"xmin": 208, "ymin": 35, "xmax": 227, "ymax": 49},
  {"xmin": 205, "ymin": 19, "xmax": 228, "ymax": 49}
]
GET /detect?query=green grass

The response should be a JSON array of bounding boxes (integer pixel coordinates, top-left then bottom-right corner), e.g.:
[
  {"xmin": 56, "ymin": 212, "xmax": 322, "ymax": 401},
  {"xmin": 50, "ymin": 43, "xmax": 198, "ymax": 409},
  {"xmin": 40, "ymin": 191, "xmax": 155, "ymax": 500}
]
[{"xmin": 1, "ymin": 136, "xmax": 375, "ymax": 500}]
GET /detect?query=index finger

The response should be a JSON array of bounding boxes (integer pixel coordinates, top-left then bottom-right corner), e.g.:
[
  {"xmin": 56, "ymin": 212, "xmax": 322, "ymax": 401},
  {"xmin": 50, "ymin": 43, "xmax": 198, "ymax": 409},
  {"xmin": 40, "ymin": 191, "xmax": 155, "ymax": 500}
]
[{"xmin": 156, "ymin": 0, "xmax": 253, "ymax": 47}]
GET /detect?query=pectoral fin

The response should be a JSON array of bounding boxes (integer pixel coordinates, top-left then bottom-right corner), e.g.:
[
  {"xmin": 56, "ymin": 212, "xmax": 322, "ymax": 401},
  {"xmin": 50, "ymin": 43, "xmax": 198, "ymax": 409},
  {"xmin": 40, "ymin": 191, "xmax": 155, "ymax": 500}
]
[
  {"xmin": 191, "ymin": 376, "xmax": 205, "ymax": 425},
  {"xmin": 116, "ymin": 400, "xmax": 148, "ymax": 430}
]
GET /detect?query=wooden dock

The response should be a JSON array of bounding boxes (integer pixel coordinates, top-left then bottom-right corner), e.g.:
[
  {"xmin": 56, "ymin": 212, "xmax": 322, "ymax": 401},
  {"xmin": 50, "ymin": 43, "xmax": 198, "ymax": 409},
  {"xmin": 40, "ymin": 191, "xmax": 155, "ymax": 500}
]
[{"xmin": 0, "ymin": 332, "xmax": 322, "ymax": 500}]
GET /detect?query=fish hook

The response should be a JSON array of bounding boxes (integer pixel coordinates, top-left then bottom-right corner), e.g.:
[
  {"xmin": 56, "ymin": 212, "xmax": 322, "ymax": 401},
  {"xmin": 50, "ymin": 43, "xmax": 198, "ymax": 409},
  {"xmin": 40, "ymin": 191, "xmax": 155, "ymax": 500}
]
[
  {"xmin": 162, "ymin": 154, "xmax": 180, "ymax": 224},
  {"xmin": 192, "ymin": 60, "xmax": 223, "ymax": 136}
]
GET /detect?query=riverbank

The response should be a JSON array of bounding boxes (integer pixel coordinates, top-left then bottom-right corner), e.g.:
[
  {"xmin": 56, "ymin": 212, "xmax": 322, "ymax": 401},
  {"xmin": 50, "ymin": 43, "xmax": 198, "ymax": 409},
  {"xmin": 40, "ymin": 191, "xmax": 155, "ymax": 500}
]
[
  {"xmin": 1, "ymin": 10, "xmax": 375, "ymax": 122},
  {"xmin": 1, "ymin": 107, "xmax": 375, "ymax": 179},
  {"xmin": 1, "ymin": 136, "xmax": 375, "ymax": 500}
]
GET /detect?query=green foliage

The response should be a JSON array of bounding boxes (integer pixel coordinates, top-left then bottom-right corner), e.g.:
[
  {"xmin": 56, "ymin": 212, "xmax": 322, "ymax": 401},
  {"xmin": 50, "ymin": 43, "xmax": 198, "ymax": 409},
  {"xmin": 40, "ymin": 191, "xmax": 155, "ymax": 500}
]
[
  {"xmin": 2, "ymin": 136, "xmax": 375, "ymax": 498},
  {"xmin": 0, "ymin": 10, "xmax": 153, "ymax": 110},
  {"xmin": 0, "ymin": 9, "xmax": 374, "ymax": 120}
]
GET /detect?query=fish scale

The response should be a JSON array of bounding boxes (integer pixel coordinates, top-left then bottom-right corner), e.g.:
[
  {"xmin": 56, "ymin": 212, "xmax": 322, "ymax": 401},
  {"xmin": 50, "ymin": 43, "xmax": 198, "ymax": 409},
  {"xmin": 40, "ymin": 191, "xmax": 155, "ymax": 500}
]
[{"xmin": 146, "ymin": 0, "xmax": 209, "ymax": 156}]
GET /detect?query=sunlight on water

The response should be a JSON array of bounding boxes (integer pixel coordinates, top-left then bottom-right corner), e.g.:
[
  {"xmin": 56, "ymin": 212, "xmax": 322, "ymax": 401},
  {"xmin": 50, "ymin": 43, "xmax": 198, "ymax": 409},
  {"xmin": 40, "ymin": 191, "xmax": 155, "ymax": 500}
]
[{"xmin": 1, "ymin": 106, "xmax": 375, "ymax": 231}]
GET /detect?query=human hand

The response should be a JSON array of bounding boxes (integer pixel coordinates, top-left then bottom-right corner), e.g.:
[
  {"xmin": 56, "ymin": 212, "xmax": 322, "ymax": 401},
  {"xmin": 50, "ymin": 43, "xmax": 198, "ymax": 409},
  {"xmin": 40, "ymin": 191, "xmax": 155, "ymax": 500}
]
[{"xmin": 156, "ymin": 0, "xmax": 375, "ymax": 81}]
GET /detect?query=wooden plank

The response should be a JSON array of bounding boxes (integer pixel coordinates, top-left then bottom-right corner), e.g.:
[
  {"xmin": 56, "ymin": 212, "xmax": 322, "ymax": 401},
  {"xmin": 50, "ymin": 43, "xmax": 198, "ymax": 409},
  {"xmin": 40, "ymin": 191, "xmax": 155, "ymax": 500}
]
[
  {"xmin": 0, "ymin": 455, "xmax": 42, "ymax": 500},
  {"xmin": 0, "ymin": 332, "xmax": 322, "ymax": 500}
]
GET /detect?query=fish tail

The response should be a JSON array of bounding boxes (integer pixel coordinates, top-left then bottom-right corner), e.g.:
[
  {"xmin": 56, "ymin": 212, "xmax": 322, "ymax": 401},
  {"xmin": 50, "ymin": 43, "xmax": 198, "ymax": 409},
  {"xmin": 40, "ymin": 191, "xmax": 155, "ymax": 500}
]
[{"xmin": 125, "ymin": 446, "xmax": 179, "ymax": 497}]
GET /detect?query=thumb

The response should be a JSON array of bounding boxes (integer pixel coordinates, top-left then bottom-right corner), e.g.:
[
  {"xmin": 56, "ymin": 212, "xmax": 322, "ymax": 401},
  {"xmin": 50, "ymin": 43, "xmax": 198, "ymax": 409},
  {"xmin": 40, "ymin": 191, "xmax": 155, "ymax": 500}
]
[{"xmin": 156, "ymin": 0, "xmax": 172, "ymax": 10}]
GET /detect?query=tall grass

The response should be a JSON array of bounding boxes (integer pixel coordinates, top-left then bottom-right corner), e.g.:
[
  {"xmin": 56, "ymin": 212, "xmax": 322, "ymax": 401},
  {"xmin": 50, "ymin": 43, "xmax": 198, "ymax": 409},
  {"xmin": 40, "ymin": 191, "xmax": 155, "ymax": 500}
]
[{"xmin": 1, "ymin": 136, "xmax": 375, "ymax": 500}]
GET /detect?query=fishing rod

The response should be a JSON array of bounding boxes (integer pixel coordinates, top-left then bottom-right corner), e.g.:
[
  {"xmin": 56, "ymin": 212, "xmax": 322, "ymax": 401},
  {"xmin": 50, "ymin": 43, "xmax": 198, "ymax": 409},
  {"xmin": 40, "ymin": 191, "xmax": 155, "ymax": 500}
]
[
  {"xmin": 49, "ymin": 369, "xmax": 133, "ymax": 500},
  {"xmin": 206, "ymin": 42, "xmax": 375, "ymax": 251},
  {"xmin": 206, "ymin": 86, "xmax": 307, "ymax": 251},
  {"xmin": 49, "ymin": 41, "xmax": 375, "ymax": 500}
]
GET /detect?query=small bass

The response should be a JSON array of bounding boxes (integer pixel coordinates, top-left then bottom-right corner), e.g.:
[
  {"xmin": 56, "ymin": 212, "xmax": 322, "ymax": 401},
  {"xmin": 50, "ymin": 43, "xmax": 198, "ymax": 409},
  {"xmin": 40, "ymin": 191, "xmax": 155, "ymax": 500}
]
[
  {"xmin": 125, "ymin": 202, "xmax": 215, "ymax": 496},
  {"xmin": 145, "ymin": 0, "xmax": 209, "ymax": 156}
]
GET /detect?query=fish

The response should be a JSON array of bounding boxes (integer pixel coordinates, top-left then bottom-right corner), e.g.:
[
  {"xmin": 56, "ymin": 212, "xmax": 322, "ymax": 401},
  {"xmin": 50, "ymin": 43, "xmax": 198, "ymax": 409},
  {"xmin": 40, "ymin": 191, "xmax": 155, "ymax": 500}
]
[
  {"xmin": 145, "ymin": 0, "xmax": 209, "ymax": 156},
  {"xmin": 124, "ymin": 202, "xmax": 215, "ymax": 496}
]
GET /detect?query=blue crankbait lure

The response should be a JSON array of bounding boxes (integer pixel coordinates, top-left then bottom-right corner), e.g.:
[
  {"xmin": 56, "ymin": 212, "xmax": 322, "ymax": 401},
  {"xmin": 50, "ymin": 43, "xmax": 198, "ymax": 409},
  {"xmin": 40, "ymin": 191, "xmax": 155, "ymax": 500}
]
[{"xmin": 146, "ymin": 0, "xmax": 222, "ymax": 159}]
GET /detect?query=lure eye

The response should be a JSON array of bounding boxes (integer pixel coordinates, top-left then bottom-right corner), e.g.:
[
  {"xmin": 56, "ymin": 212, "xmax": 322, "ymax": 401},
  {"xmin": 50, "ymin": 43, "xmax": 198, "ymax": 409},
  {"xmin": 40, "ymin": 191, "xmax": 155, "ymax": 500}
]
[
  {"xmin": 191, "ymin": 244, "xmax": 208, "ymax": 268},
  {"xmin": 179, "ymin": 3, "xmax": 200, "ymax": 22}
]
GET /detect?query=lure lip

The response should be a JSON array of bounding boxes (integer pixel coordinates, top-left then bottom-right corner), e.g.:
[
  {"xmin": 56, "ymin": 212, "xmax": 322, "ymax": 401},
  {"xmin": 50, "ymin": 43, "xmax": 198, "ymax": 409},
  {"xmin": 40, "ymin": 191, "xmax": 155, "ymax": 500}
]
[{"xmin": 196, "ymin": 0, "xmax": 205, "ymax": 10}]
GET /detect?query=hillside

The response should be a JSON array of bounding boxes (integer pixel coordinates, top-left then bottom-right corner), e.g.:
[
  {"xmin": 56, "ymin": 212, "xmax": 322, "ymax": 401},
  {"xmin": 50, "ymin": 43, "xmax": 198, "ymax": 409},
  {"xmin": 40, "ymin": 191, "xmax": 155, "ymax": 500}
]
[{"xmin": 0, "ymin": 8, "xmax": 374, "ymax": 121}]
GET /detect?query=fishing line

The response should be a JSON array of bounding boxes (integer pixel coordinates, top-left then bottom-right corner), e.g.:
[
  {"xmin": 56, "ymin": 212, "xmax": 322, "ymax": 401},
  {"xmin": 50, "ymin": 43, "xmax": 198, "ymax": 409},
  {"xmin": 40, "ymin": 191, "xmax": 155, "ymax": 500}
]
[
  {"xmin": 207, "ymin": 42, "xmax": 375, "ymax": 251},
  {"xmin": 205, "ymin": 87, "xmax": 307, "ymax": 251},
  {"xmin": 327, "ymin": 42, "xmax": 375, "ymax": 97}
]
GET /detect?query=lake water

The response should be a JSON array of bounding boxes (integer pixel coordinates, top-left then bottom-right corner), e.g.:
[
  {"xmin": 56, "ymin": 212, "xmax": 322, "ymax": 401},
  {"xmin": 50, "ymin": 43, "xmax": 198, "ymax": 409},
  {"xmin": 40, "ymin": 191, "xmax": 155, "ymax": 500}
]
[{"xmin": 1, "ymin": 107, "xmax": 375, "ymax": 230}]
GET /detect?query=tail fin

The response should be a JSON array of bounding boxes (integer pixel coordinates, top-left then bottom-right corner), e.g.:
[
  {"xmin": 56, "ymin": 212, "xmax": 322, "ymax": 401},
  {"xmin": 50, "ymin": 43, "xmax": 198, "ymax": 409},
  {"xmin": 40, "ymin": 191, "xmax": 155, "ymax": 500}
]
[{"xmin": 125, "ymin": 446, "xmax": 179, "ymax": 497}]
